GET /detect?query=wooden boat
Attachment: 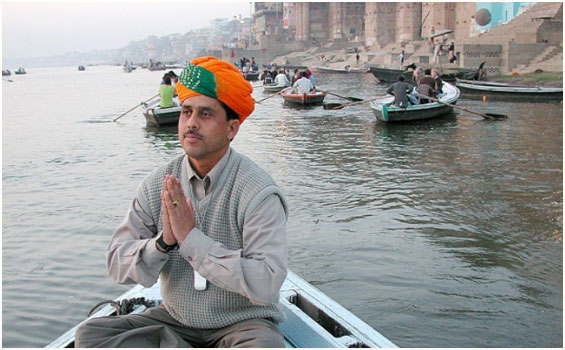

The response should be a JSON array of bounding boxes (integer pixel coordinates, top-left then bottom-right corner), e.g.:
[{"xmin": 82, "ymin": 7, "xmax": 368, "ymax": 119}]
[
  {"xmin": 46, "ymin": 270, "xmax": 397, "ymax": 348},
  {"xmin": 241, "ymin": 70, "xmax": 260, "ymax": 81},
  {"xmin": 310, "ymin": 65, "xmax": 368, "ymax": 74},
  {"xmin": 282, "ymin": 90, "xmax": 326, "ymax": 105},
  {"xmin": 2, "ymin": 69, "xmax": 11, "ymax": 76},
  {"xmin": 14, "ymin": 67, "xmax": 26, "ymax": 75},
  {"xmin": 369, "ymin": 66, "xmax": 474, "ymax": 83},
  {"xmin": 370, "ymin": 82, "xmax": 460, "ymax": 122},
  {"xmin": 455, "ymin": 79, "xmax": 563, "ymax": 100},
  {"xmin": 142, "ymin": 98, "xmax": 181, "ymax": 126},
  {"xmin": 263, "ymin": 83, "xmax": 288, "ymax": 93},
  {"xmin": 78, "ymin": 66, "xmax": 85, "ymax": 71}
]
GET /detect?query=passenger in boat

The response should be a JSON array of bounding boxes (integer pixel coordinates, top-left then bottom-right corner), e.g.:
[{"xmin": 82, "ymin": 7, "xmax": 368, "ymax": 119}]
[
  {"xmin": 386, "ymin": 75, "xmax": 416, "ymax": 107},
  {"xmin": 412, "ymin": 66, "xmax": 424, "ymax": 85},
  {"xmin": 305, "ymin": 69, "xmax": 316, "ymax": 89},
  {"xmin": 431, "ymin": 69, "xmax": 443, "ymax": 96},
  {"xmin": 291, "ymin": 69, "xmax": 300, "ymax": 85},
  {"xmin": 262, "ymin": 71, "xmax": 273, "ymax": 84},
  {"xmin": 292, "ymin": 71, "xmax": 315, "ymax": 94},
  {"xmin": 274, "ymin": 69, "xmax": 290, "ymax": 87},
  {"xmin": 159, "ymin": 76, "xmax": 177, "ymax": 108},
  {"xmin": 75, "ymin": 56, "xmax": 288, "ymax": 348}
]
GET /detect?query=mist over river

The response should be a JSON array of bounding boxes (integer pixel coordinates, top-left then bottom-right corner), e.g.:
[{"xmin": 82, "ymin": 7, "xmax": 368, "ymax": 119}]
[{"xmin": 2, "ymin": 65, "xmax": 562, "ymax": 347}]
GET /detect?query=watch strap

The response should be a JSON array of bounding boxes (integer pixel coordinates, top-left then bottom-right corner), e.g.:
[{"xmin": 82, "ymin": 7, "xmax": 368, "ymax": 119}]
[{"xmin": 156, "ymin": 235, "xmax": 176, "ymax": 252}]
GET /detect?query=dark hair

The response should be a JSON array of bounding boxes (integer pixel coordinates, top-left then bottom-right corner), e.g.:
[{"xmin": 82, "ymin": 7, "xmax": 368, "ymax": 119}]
[
  {"xmin": 220, "ymin": 101, "xmax": 239, "ymax": 121},
  {"xmin": 164, "ymin": 76, "xmax": 172, "ymax": 85},
  {"xmin": 397, "ymin": 75, "xmax": 405, "ymax": 81},
  {"xmin": 301, "ymin": 71, "xmax": 307, "ymax": 77},
  {"xmin": 424, "ymin": 69, "xmax": 431, "ymax": 75}
]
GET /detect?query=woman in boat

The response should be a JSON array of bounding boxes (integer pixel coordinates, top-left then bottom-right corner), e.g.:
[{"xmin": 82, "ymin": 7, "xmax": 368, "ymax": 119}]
[
  {"xmin": 75, "ymin": 56, "xmax": 288, "ymax": 348},
  {"xmin": 159, "ymin": 76, "xmax": 177, "ymax": 108}
]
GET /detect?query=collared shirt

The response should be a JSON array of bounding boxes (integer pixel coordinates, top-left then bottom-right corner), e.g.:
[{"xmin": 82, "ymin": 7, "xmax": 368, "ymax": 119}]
[
  {"xmin": 292, "ymin": 77, "xmax": 314, "ymax": 94},
  {"xmin": 107, "ymin": 148, "xmax": 288, "ymax": 305}
]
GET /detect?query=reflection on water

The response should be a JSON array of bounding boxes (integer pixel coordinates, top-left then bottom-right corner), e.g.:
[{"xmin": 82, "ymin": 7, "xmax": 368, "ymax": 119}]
[{"xmin": 2, "ymin": 66, "xmax": 562, "ymax": 348}]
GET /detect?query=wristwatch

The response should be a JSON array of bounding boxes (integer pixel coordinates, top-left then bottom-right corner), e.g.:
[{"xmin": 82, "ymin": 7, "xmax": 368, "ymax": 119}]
[{"xmin": 156, "ymin": 235, "xmax": 177, "ymax": 252}]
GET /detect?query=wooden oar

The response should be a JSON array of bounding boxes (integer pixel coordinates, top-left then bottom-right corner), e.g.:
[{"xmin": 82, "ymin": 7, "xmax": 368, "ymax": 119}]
[
  {"xmin": 256, "ymin": 87, "xmax": 290, "ymax": 103},
  {"xmin": 113, "ymin": 93, "xmax": 159, "ymax": 122},
  {"xmin": 416, "ymin": 93, "xmax": 507, "ymax": 119},
  {"xmin": 328, "ymin": 95, "xmax": 391, "ymax": 110},
  {"xmin": 322, "ymin": 91, "xmax": 363, "ymax": 102}
]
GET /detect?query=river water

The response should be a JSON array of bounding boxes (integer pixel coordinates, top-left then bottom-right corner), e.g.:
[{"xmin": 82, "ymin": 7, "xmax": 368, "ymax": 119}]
[{"xmin": 2, "ymin": 65, "xmax": 562, "ymax": 348}]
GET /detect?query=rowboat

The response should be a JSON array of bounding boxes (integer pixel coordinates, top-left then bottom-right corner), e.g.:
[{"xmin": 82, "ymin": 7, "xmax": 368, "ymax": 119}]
[
  {"xmin": 310, "ymin": 65, "xmax": 368, "ymax": 74},
  {"xmin": 46, "ymin": 270, "xmax": 397, "ymax": 348},
  {"xmin": 263, "ymin": 84, "xmax": 289, "ymax": 93},
  {"xmin": 370, "ymin": 82, "xmax": 460, "ymax": 122},
  {"xmin": 369, "ymin": 66, "xmax": 474, "ymax": 83},
  {"xmin": 2, "ymin": 69, "xmax": 11, "ymax": 76},
  {"xmin": 14, "ymin": 67, "xmax": 27, "ymax": 75},
  {"xmin": 142, "ymin": 98, "xmax": 180, "ymax": 126},
  {"xmin": 241, "ymin": 70, "xmax": 260, "ymax": 81},
  {"xmin": 282, "ymin": 91, "xmax": 326, "ymax": 105},
  {"xmin": 455, "ymin": 79, "xmax": 563, "ymax": 100}
]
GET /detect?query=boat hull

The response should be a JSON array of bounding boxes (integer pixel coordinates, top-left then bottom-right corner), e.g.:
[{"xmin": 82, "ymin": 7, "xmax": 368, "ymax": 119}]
[
  {"xmin": 143, "ymin": 106, "xmax": 181, "ymax": 126},
  {"xmin": 456, "ymin": 81, "xmax": 563, "ymax": 100},
  {"xmin": 369, "ymin": 67, "xmax": 474, "ymax": 83},
  {"xmin": 310, "ymin": 65, "xmax": 368, "ymax": 74},
  {"xmin": 281, "ymin": 91, "xmax": 326, "ymax": 105},
  {"xmin": 46, "ymin": 270, "xmax": 397, "ymax": 348},
  {"xmin": 263, "ymin": 84, "xmax": 288, "ymax": 93}
]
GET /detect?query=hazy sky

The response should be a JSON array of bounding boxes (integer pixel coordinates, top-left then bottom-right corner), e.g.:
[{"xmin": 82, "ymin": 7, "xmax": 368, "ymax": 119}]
[{"xmin": 2, "ymin": 1, "xmax": 252, "ymax": 59}]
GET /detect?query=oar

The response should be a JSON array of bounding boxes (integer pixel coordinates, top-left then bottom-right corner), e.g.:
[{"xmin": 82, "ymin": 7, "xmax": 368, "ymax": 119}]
[
  {"xmin": 328, "ymin": 95, "xmax": 391, "ymax": 110},
  {"xmin": 322, "ymin": 91, "xmax": 363, "ymax": 102},
  {"xmin": 415, "ymin": 94, "xmax": 507, "ymax": 119},
  {"xmin": 256, "ymin": 87, "xmax": 290, "ymax": 103},
  {"xmin": 113, "ymin": 93, "xmax": 159, "ymax": 122}
]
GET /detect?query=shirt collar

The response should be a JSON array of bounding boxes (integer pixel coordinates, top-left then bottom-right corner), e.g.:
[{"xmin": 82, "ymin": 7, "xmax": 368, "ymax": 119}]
[{"xmin": 184, "ymin": 147, "xmax": 232, "ymax": 190}]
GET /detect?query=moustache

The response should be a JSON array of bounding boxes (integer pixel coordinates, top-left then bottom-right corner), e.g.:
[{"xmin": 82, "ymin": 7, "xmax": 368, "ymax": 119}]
[{"xmin": 183, "ymin": 129, "xmax": 204, "ymax": 139}]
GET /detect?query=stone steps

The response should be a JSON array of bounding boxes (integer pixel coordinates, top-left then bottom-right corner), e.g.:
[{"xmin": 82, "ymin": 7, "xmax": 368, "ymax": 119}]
[{"xmin": 514, "ymin": 46, "xmax": 563, "ymax": 73}]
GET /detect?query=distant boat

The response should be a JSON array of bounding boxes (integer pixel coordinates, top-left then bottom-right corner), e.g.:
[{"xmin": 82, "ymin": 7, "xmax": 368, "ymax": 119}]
[
  {"xmin": 310, "ymin": 65, "xmax": 368, "ymax": 74},
  {"xmin": 455, "ymin": 79, "xmax": 563, "ymax": 100},
  {"xmin": 263, "ymin": 83, "xmax": 289, "ymax": 93},
  {"xmin": 241, "ymin": 70, "xmax": 260, "ymax": 81},
  {"xmin": 2, "ymin": 69, "xmax": 11, "ymax": 76},
  {"xmin": 368, "ymin": 66, "xmax": 474, "ymax": 83},
  {"xmin": 78, "ymin": 65, "xmax": 86, "ymax": 71},
  {"xmin": 14, "ymin": 67, "xmax": 26, "ymax": 75}
]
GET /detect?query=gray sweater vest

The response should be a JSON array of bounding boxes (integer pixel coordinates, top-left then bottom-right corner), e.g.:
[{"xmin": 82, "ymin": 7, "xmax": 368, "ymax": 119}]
[{"xmin": 138, "ymin": 150, "xmax": 288, "ymax": 329}]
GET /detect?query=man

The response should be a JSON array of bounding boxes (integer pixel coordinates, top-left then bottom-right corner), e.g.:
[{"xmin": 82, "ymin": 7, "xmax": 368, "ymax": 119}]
[
  {"xmin": 75, "ymin": 56, "xmax": 288, "ymax": 348},
  {"xmin": 292, "ymin": 71, "xmax": 314, "ymax": 94},
  {"xmin": 386, "ymin": 75, "xmax": 416, "ymax": 107},
  {"xmin": 274, "ymin": 69, "xmax": 290, "ymax": 87},
  {"xmin": 430, "ymin": 69, "xmax": 443, "ymax": 96}
]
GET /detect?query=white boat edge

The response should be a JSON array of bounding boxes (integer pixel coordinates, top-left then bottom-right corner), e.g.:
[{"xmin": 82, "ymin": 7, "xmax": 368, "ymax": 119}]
[
  {"xmin": 369, "ymin": 82, "xmax": 460, "ymax": 113},
  {"xmin": 46, "ymin": 269, "xmax": 397, "ymax": 348},
  {"xmin": 456, "ymin": 81, "xmax": 563, "ymax": 93}
]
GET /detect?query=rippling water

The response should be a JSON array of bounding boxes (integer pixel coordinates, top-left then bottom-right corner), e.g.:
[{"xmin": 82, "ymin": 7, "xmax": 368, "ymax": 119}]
[{"xmin": 2, "ymin": 66, "xmax": 562, "ymax": 347}]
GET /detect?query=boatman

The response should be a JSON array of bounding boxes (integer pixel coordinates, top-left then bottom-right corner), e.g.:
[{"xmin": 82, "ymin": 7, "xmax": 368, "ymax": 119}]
[{"xmin": 75, "ymin": 56, "xmax": 289, "ymax": 348}]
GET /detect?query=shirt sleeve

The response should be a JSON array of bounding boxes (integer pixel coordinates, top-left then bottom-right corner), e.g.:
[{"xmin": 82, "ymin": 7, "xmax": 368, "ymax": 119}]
[
  {"xmin": 178, "ymin": 193, "xmax": 287, "ymax": 306},
  {"xmin": 106, "ymin": 196, "xmax": 169, "ymax": 287}
]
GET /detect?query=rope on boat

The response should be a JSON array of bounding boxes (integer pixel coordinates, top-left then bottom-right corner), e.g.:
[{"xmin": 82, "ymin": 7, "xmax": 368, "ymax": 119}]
[{"xmin": 88, "ymin": 297, "xmax": 156, "ymax": 316}]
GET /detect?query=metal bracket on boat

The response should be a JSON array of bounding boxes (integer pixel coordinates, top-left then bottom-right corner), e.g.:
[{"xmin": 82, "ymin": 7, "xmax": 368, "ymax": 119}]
[{"xmin": 88, "ymin": 297, "xmax": 155, "ymax": 316}]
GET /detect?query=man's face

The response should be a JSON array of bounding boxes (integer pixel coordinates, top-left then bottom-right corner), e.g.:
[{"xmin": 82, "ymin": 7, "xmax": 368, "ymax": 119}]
[{"xmin": 178, "ymin": 95, "xmax": 239, "ymax": 161}]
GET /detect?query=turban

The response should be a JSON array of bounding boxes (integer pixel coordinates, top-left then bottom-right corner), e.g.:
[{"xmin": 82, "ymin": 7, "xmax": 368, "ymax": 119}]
[{"xmin": 176, "ymin": 56, "xmax": 255, "ymax": 123}]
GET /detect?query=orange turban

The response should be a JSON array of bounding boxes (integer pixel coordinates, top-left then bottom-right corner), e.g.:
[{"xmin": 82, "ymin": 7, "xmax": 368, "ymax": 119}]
[{"xmin": 176, "ymin": 56, "xmax": 255, "ymax": 123}]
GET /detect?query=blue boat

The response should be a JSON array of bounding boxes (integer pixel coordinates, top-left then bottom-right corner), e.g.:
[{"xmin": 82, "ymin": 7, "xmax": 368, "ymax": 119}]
[{"xmin": 46, "ymin": 270, "xmax": 396, "ymax": 348}]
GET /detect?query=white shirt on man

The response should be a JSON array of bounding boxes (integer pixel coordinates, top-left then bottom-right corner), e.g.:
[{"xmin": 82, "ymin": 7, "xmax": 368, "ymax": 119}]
[{"xmin": 292, "ymin": 77, "xmax": 314, "ymax": 94}]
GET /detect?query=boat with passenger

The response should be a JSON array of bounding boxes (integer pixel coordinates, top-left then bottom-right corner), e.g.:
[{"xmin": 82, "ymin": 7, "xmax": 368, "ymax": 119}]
[
  {"xmin": 2, "ymin": 69, "xmax": 11, "ymax": 76},
  {"xmin": 370, "ymin": 82, "xmax": 460, "ymax": 122},
  {"xmin": 46, "ymin": 270, "xmax": 397, "ymax": 348},
  {"xmin": 14, "ymin": 67, "xmax": 27, "ymax": 75},
  {"xmin": 369, "ymin": 66, "xmax": 474, "ymax": 83},
  {"xmin": 263, "ymin": 83, "xmax": 288, "ymax": 93}
]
